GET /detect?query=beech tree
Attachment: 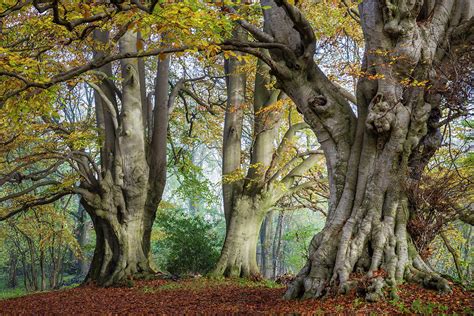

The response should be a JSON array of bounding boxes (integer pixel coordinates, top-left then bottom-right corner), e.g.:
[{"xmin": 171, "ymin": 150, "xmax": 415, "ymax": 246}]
[
  {"xmin": 1, "ymin": 0, "xmax": 472, "ymax": 298},
  {"xmin": 0, "ymin": 0, "xmax": 233, "ymax": 285},
  {"xmin": 0, "ymin": 29, "xmax": 171, "ymax": 285},
  {"xmin": 227, "ymin": 0, "xmax": 472, "ymax": 300},
  {"xmin": 78, "ymin": 30, "xmax": 171, "ymax": 285},
  {"xmin": 215, "ymin": 39, "xmax": 324, "ymax": 277}
]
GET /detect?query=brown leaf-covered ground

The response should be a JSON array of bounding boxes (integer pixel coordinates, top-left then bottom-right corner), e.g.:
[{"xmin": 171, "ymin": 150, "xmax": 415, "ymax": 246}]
[{"xmin": 1, "ymin": 278, "xmax": 472, "ymax": 314}]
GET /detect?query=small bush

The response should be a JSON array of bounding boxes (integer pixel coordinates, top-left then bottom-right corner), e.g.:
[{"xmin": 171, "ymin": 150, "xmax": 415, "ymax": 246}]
[{"xmin": 154, "ymin": 209, "xmax": 222, "ymax": 275}]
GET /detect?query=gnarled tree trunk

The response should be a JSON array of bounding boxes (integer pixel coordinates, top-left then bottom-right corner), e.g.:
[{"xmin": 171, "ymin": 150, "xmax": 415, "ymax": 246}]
[
  {"xmin": 85, "ymin": 200, "xmax": 154, "ymax": 285},
  {"xmin": 249, "ymin": 0, "xmax": 474, "ymax": 300},
  {"xmin": 80, "ymin": 30, "xmax": 170, "ymax": 286}
]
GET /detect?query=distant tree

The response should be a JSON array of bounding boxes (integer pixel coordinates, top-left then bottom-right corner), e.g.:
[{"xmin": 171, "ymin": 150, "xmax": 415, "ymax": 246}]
[{"xmin": 214, "ymin": 47, "xmax": 324, "ymax": 277}]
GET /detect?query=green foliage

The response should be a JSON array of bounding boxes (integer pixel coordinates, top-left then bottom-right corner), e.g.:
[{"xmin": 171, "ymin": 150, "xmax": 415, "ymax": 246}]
[
  {"xmin": 411, "ymin": 299, "xmax": 449, "ymax": 315},
  {"xmin": 171, "ymin": 151, "xmax": 218, "ymax": 209},
  {"xmin": 390, "ymin": 298, "xmax": 450, "ymax": 315},
  {"xmin": 0, "ymin": 287, "xmax": 27, "ymax": 300},
  {"xmin": 153, "ymin": 208, "xmax": 222, "ymax": 275},
  {"xmin": 429, "ymin": 222, "xmax": 473, "ymax": 286},
  {"xmin": 282, "ymin": 210, "xmax": 325, "ymax": 272},
  {"xmin": 389, "ymin": 298, "xmax": 411, "ymax": 314}
]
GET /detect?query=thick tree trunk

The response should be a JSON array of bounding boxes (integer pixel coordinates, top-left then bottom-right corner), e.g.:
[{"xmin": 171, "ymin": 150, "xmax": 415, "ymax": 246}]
[
  {"xmin": 85, "ymin": 205, "xmax": 154, "ymax": 286},
  {"xmin": 222, "ymin": 27, "xmax": 246, "ymax": 230},
  {"xmin": 82, "ymin": 30, "xmax": 168, "ymax": 286},
  {"xmin": 284, "ymin": 161, "xmax": 451, "ymax": 301},
  {"xmin": 255, "ymin": 0, "xmax": 472, "ymax": 301},
  {"xmin": 213, "ymin": 195, "xmax": 271, "ymax": 277},
  {"xmin": 217, "ymin": 23, "xmax": 321, "ymax": 277}
]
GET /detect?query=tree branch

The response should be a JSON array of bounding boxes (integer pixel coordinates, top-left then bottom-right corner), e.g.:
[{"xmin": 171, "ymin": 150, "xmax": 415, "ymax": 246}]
[
  {"xmin": 0, "ymin": 191, "xmax": 70, "ymax": 221},
  {"xmin": 86, "ymin": 81, "xmax": 119, "ymax": 130},
  {"xmin": 0, "ymin": 42, "xmax": 293, "ymax": 106},
  {"xmin": 0, "ymin": 179, "xmax": 60, "ymax": 203}
]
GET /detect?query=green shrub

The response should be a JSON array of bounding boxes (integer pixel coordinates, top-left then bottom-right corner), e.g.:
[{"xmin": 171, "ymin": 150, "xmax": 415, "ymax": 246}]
[{"xmin": 154, "ymin": 209, "xmax": 222, "ymax": 275}]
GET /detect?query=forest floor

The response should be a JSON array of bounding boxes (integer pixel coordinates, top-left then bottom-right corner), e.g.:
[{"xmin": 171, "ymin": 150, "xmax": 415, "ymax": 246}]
[{"xmin": 0, "ymin": 277, "xmax": 472, "ymax": 314}]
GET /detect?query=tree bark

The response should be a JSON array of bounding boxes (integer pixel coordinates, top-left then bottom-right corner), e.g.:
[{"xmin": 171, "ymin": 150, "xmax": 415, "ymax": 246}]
[
  {"xmin": 85, "ymin": 207, "xmax": 153, "ymax": 285},
  {"xmin": 82, "ymin": 30, "xmax": 170, "ymax": 286},
  {"xmin": 222, "ymin": 27, "xmax": 246, "ymax": 230},
  {"xmin": 254, "ymin": 0, "xmax": 473, "ymax": 300},
  {"xmin": 213, "ymin": 195, "xmax": 268, "ymax": 277},
  {"xmin": 214, "ymin": 46, "xmax": 320, "ymax": 277},
  {"xmin": 260, "ymin": 211, "xmax": 274, "ymax": 278}
]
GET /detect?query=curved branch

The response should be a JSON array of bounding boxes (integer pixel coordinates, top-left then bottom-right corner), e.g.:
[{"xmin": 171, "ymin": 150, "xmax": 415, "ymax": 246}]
[
  {"xmin": 1, "ymin": 42, "xmax": 293, "ymax": 106},
  {"xmin": 281, "ymin": 152, "xmax": 321, "ymax": 186},
  {"xmin": 223, "ymin": 6, "xmax": 275, "ymax": 43},
  {"xmin": 0, "ymin": 191, "xmax": 70, "ymax": 221},
  {"xmin": 274, "ymin": 0, "xmax": 316, "ymax": 51},
  {"xmin": 267, "ymin": 122, "xmax": 310, "ymax": 172},
  {"xmin": 440, "ymin": 231, "xmax": 464, "ymax": 282},
  {"xmin": 0, "ymin": 0, "xmax": 31, "ymax": 18},
  {"xmin": 0, "ymin": 180, "xmax": 60, "ymax": 203},
  {"xmin": 86, "ymin": 81, "xmax": 119, "ymax": 130}
]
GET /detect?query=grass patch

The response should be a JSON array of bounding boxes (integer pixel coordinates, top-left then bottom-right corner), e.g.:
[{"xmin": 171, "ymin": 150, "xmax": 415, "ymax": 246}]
[
  {"xmin": 141, "ymin": 277, "xmax": 284, "ymax": 293},
  {"xmin": 0, "ymin": 274, "xmax": 80, "ymax": 300},
  {"xmin": 0, "ymin": 287, "xmax": 28, "ymax": 300}
]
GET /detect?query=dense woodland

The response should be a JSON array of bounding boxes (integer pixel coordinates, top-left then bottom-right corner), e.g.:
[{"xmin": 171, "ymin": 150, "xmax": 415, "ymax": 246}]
[{"xmin": 0, "ymin": 0, "xmax": 472, "ymax": 313}]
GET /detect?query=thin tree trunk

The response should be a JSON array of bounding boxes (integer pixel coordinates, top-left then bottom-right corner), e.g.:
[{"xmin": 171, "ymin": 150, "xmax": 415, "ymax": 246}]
[
  {"xmin": 259, "ymin": 211, "xmax": 275, "ymax": 278},
  {"xmin": 39, "ymin": 248, "xmax": 46, "ymax": 291},
  {"xmin": 273, "ymin": 211, "xmax": 284, "ymax": 278},
  {"xmin": 440, "ymin": 231, "xmax": 464, "ymax": 283},
  {"xmin": 26, "ymin": 239, "xmax": 38, "ymax": 291},
  {"xmin": 465, "ymin": 226, "xmax": 473, "ymax": 281},
  {"xmin": 76, "ymin": 203, "xmax": 89, "ymax": 277},
  {"xmin": 7, "ymin": 252, "xmax": 17, "ymax": 288}
]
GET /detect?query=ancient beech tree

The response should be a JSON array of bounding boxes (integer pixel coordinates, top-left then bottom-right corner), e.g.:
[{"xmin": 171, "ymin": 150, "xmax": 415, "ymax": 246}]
[
  {"xmin": 226, "ymin": 0, "xmax": 473, "ymax": 300},
  {"xmin": 78, "ymin": 30, "xmax": 171, "ymax": 285},
  {"xmin": 214, "ymin": 35, "xmax": 323, "ymax": 277},
  {"xmin": 0, "ymin": 29, "xmax": 173, "ymax": 285}
]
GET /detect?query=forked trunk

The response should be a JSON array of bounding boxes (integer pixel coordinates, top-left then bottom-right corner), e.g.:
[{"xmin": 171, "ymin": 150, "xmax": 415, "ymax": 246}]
[{"xmin": 80, "ymin": 30, "xmax": 168, "ymax": 286}]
